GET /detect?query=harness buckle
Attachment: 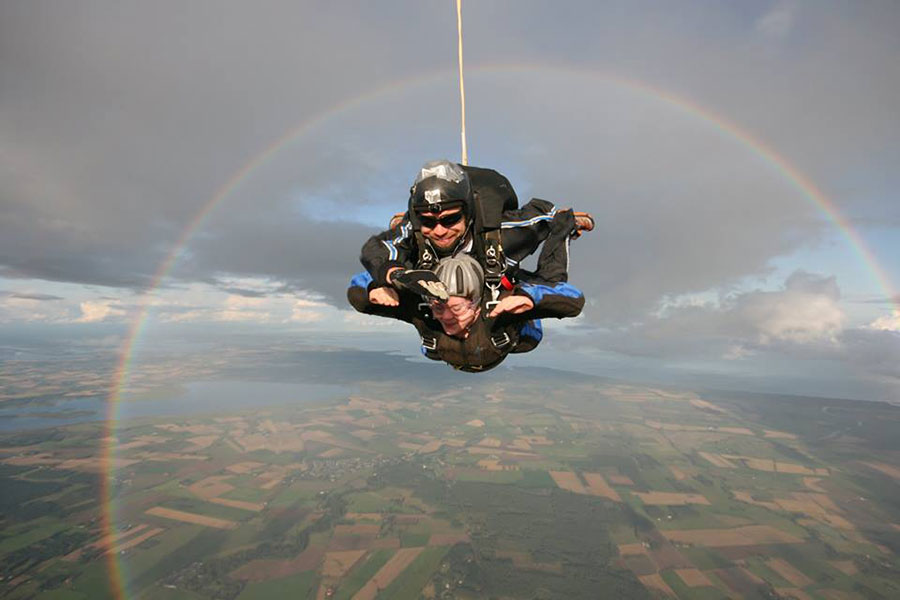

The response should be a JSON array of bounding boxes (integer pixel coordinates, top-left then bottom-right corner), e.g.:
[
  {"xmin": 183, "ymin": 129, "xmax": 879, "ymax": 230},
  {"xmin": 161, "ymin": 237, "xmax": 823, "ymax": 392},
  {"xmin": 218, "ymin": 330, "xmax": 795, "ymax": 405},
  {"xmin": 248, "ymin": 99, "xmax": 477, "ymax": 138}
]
[
  {"xmin": 483, "ymin": 282, "xmax": 501, "ymax": 315},
  {"xmin": 491, "ymin": 332, "xmax": 511, "ymax": 348},
  {"xmin": 421, "ymin": 335, "xmax": 437, "ymax": 351}
]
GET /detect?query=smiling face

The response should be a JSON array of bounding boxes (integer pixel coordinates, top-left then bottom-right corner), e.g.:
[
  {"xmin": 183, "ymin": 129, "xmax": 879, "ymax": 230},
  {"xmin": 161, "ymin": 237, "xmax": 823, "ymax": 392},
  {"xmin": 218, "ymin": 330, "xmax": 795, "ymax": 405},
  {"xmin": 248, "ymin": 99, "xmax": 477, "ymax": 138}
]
[
  {"xmin": 431, "ymin": 295, "xmax": 479, "ymax": 337},
  {"xmin": 418, "ymin": 208, "xmax": 467, "ymax": 250}
]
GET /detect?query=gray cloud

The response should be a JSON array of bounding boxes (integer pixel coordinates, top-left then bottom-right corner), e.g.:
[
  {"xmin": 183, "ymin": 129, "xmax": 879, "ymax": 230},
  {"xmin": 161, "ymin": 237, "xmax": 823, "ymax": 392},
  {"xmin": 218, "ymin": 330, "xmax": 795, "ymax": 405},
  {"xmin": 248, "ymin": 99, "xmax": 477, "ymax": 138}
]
[
  {"xmin": 0, "ymin": 291, "xmax": 64, "ymax": 301},
  {"xmin": 1, "ymin": 1, "xmax": 897, "ymax": 322}
]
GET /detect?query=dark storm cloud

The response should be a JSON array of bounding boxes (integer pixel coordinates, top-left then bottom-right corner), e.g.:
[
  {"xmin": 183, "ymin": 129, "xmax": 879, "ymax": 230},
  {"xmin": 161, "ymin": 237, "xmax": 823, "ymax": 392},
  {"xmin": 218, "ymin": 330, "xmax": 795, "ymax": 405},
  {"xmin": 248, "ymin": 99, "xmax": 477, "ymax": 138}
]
[
  {"xmin": 0, "ymin": 291, "xmax": 63, "ymax": 301},
  {"xmin": 221, "ymin": 288, "xmax": 269, "ymax": 299}
]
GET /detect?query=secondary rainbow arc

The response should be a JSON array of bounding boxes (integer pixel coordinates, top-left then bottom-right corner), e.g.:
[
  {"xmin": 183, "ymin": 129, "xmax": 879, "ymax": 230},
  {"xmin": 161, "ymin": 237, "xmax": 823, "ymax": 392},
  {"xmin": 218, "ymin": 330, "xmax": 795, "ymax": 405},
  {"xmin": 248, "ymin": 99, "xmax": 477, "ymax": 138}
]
[{"xmin": 100, "ymin": 63, "xmax": 897, "ymax": 599}]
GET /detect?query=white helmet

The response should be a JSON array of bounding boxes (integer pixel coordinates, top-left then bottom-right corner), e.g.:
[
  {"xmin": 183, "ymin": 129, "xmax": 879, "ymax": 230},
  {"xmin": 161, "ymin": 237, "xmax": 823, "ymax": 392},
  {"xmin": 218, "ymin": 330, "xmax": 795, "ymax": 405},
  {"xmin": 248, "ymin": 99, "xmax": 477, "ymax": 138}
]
[{"xmin": 434, "ymin": 254, "xmax": 484, "ymax": 305}]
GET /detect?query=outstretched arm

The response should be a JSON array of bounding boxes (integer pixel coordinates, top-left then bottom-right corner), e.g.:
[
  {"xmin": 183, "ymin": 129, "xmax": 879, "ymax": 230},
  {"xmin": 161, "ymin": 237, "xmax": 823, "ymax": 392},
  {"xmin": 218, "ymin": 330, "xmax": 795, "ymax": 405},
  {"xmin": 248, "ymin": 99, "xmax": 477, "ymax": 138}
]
[
  {"xmin": 347, "ymin": 272, "xmax": 418, "ymax": 324},
  {"xmin": 360, "ymin": 220, "xmax": 418, "ymax": 288}
]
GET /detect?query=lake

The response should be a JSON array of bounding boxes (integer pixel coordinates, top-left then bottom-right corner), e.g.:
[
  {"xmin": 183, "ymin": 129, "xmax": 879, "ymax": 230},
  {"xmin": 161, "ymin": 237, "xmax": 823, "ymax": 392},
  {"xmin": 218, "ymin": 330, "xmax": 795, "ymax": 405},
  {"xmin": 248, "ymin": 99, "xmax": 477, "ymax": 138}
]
[{"xmin": 0, "ymin": 380, "xmax": 354, "ymax": 431}]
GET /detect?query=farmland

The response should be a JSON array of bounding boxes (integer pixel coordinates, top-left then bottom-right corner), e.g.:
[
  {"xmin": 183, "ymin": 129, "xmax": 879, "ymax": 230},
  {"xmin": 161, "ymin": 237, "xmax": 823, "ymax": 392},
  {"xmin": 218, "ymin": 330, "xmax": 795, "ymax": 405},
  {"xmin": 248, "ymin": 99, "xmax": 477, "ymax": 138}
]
[{"xmin": 2, "ymin": 366, "xmax": 900, "ymax": 599}]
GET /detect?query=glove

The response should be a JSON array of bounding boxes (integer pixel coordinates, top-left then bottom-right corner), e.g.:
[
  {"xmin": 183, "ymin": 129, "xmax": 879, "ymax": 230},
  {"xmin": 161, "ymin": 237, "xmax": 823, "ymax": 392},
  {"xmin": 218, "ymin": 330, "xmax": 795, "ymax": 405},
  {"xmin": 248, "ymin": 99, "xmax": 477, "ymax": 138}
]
[{"xmin": 391, "ymin": 269, "xmax": 449, "ymax": 302}]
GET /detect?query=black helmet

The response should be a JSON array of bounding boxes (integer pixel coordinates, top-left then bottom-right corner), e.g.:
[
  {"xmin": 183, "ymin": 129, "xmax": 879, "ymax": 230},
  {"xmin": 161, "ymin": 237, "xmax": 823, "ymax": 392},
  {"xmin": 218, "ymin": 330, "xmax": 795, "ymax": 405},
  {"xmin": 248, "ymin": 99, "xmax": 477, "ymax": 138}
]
[{"xmin": 408, "ymin": 160, "xmax": 474, "ymax": 225}]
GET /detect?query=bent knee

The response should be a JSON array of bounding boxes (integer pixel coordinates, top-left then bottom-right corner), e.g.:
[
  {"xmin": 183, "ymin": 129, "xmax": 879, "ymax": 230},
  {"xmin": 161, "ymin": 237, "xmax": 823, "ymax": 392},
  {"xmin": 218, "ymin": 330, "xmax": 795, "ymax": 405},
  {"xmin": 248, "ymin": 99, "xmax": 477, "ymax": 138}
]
[{"xmin": 347, "ymin": 286, "xmax": 369, "ymax": 313}]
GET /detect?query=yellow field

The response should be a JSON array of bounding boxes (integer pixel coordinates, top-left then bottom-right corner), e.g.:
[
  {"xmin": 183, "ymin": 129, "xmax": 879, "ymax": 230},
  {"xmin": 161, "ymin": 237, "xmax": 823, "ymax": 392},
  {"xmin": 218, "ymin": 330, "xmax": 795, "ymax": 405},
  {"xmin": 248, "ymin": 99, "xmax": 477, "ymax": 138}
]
[
  {"xmin": 699, "ymin": 452, "xmax": 735, "ymax": 468},
  {"xmin": 689, "ymin": 398, "xmax": 726, "ymax": 412},
  {"xmin": 226, "ymin": 461, "xmax": 265, "ymax": 474},
  {"xmin": 549, "ymin": 471, "xmax": 587, "ymax": 494},
  {"xmin": 111, "ymin": 527, "xmax": 164, "ymax": 553},
  {"xmin": 418, "ymin": 441, "xmax": 443, "ymax": 454},
  {"xmin": 186, "ymin": 435, "xmax": 218, "ymax": 449},
  {"xmin": 662, "ymin": 525, "xmax": 803, "ymax": 547},
  {"xmin": 146, "ymin": 507, "xmax": 237, "ymax": 530},
  {"xmin": 477, "ymin": 437, "xmax": 502, "ymax": 448},
  {"xmin": 209, "ymin": 497, "xmax": 265, "ymax": 512}
]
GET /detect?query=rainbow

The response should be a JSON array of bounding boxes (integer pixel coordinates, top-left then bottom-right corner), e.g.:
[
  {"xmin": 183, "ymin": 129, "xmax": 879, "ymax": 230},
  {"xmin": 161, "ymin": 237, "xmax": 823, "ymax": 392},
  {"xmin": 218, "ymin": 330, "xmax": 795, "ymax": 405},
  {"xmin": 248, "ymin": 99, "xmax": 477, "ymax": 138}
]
[{"xmin": 100, "ymin": 64, "xmax": 897, "ymax": 597}]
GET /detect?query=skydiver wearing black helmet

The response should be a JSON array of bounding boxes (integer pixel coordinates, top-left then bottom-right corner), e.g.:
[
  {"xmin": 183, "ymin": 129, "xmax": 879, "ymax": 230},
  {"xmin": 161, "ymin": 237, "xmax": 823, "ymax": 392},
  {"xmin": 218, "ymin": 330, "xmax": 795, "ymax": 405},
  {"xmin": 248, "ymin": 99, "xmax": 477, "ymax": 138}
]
[
  {"xmin": 355, "ymin": 160, "xmax": 593, "ymax": 304},
  {"xmin": 347, "ymin": 159, "xmax": 591, "ymax": 371}
]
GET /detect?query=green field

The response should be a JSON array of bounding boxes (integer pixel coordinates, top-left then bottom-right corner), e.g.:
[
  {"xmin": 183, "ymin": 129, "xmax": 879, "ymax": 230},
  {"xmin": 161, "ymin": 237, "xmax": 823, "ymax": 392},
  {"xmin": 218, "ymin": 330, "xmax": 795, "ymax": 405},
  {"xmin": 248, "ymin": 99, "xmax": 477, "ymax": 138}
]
[
  {"xmin": 235, "ymin": 571, "xmax": 317, "ymax": 599},
  {"xmin": 2, "ymin": 372, "xmax": 900, "ymax": 599}
]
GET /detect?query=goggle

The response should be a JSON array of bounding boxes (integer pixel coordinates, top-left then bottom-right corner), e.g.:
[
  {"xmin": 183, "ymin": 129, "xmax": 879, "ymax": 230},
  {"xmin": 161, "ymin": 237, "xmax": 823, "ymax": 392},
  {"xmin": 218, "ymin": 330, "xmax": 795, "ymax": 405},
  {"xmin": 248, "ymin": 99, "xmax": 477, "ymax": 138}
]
[
  {"xmin": 430, "ymin": 299, "xmax": 476, "ymax": 316},
  {"xmin": 418, "ymin": 211, "xmax": 465, "ymax": 229}
]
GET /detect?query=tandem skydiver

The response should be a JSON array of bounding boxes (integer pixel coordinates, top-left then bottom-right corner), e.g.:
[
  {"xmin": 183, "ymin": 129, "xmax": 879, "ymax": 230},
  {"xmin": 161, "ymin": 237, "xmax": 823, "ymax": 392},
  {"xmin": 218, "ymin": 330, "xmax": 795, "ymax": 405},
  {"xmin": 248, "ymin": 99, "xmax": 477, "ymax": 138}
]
[
  {"xmin": 355, "ymin": 159, "xmax": 593, "ymax": 306},
  {"xmin": 346, "ymin": 159, "xmax": 592, "ymax": 371},
  {"xmin": 349, "ymin": 251, "xmax": 584, "ymax": 372}
]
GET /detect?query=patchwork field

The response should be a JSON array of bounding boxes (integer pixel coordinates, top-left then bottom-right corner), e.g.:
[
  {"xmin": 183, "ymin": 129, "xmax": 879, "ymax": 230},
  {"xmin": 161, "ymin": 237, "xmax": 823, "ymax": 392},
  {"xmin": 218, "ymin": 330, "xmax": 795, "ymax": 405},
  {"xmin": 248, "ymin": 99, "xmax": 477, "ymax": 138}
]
[{"xmin": 3, "ymin": 370, "xmax": 899, "ymax": 600}]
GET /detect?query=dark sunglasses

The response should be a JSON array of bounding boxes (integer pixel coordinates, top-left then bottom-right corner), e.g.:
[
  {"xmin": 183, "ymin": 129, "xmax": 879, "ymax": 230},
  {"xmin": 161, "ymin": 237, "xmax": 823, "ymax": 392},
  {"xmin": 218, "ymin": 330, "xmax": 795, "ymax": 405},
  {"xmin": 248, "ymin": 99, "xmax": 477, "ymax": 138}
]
[{"xmin": 419, "ymin": 211, "xmax": 465, "ymax": 229}]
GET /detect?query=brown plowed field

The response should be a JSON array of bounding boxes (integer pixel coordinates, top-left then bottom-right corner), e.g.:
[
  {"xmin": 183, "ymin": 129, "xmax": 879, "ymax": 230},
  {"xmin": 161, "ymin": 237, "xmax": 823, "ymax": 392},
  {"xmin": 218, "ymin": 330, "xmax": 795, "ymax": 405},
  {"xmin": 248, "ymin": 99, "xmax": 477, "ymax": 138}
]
[
  {"xmin": 712, "ymin": 567, "xmax": 767, "ymax": 596},
  {"xmin": 637, "ymin": 573, "xmax": 676, "ymax": 597},
  {"xmin": 646, "ymin": 531, "xmax": 692, "ymax": 570},
  {"xmin": 583, "ymin": 472, "xmax": 621, "ymax": 501},
  {"xmin": 862, "ymin": 461, "xmax": 900, "ymax": 481},
  {"xmin": 549, "ymin": 470, "xmax": 586, "ymax": 494},
  {"xmin": 352, "ymin": 547, "xmax": 423, "ymax": 600},
  {"xmin": 321, "ymin": 549, "xmax": 367, "ymax": 577},
  {"xmin": 622, "ymin": 554, "xmax": 657, "ymax": 576},
  {"xmin": 145, "ymin": 507, "xmax": 237, "ymax": 530},
  {"xmin": 764, "ymin": 430, "xmax": 797, "ymax": 439},
  {"xmin": 668, "ymin": 467, "xmax": 687, "ymax": 481},
  {"xmin": 609, "ymin": 473, "xmax": 635, "ymax": 485},
  {"xmin": 232, "ymin": 544, "xmax": 326, "ymax": 581},
  {"xmin": 329, "ymin": 524, "xmax": 381, "ymax": 550},
  {"xmin": 662, "ymin": 525, "xmax": 802, "ymax": 547},
  {"xmin": 803, "ymin": 477, "xmax": 826, "ymax": 493},
  {"xmin": 618, "ymin": 543, "xmax": 648, "ymax": 556},
  {"xmin": 828, "ymin": 560, "xmax": 858, "ymax": 575}
]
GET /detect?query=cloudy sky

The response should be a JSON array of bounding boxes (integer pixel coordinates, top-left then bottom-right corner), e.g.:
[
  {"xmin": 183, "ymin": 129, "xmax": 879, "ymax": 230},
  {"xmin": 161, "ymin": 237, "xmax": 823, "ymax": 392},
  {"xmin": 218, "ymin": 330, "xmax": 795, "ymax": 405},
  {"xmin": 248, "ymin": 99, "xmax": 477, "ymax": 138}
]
[{"xmin": 2, "ymin": 1, "xmax": 898, "ymax": 400}]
